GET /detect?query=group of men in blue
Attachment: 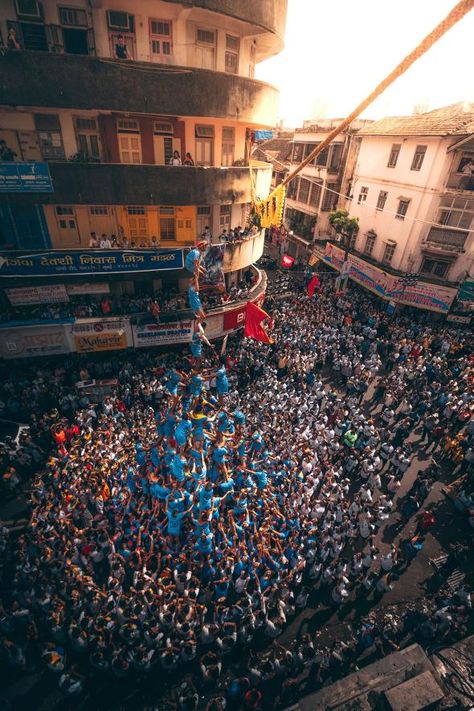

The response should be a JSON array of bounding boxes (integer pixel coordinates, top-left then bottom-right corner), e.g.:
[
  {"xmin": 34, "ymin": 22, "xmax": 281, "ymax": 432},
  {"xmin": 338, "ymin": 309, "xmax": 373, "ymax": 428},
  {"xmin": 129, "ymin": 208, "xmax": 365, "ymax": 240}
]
[{"xmin": 126, "ymin": 342, "xmax": 283, "ymax": 576}]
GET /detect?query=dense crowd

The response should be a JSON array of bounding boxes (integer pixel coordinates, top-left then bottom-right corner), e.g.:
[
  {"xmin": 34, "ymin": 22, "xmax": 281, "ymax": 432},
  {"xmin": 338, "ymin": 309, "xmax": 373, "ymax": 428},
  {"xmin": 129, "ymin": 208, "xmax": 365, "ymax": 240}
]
[
  {"xmin": 0, "ymin": 276, "xmax": 473, "ymax": 709},
  {"xmin": 0, "ymin": 273, "xmax": 256, "ymax": 326}
]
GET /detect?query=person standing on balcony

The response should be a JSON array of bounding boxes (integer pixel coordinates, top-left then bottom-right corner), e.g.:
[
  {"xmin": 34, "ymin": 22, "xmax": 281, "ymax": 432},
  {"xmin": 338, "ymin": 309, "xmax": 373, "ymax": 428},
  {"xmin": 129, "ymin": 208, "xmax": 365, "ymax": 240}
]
[
  {"xmin": 7, "ymin": 28, "xmax": 21, "ymax": 50},
  {"xmin": 169, "ymin": 150, "xmax": 182, "ymax": 166},
  {"xmin": 114, "ymin": 35, "xmax": 129, "ymax": 60},
  {"xmin": 183, "ymin": 152, "xmax": 195, "ymax": 166},
  {"xmin": 0, "ymin": 140, "xmax": 17, "ymax": 162}
]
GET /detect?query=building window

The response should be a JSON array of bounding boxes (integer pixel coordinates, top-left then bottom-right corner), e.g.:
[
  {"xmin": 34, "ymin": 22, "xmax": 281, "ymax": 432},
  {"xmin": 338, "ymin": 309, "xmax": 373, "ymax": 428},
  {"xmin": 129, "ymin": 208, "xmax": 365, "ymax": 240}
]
[
  {"xmin": 396, "ymin": 199, "xmax": 410, "ymax": 220},
  {"xmin": 419, "ymin": 257, "xmax": 451, "ymax": 278},
  {"xmin": 315, "ymin": 146, "xmax": 329, "ymax": 167},
  {"xmin": 225, "ymin": 34, "xmax": 239, "ymax": 74},
  {"xmin": 59, "ymin": 7, "xmax": 87, "ymax": 26},
  {"xmin": 34, "ymin": 114, "xmax": 65, "ymax": 160},
  {"xmin": 297, "ymin": 178, "xmax": 310, "ymax": 204},
  {"xmin": 438, "ymin": 195, "xmax": 474, "ymax": 229},
  {"xmin": 376, "ymin": 190, "xmax": 388, "ymax": 211},
  {"xmin": 304, "ymin": 143, "xmax": 314, "ymax": 159},
  {"xmin": 90, "ymin": 206, "xmax": 109, "ymax": 216},
  {"xmin": 411, "ymin": 145, "xmax": 427, "ymax": 171},
  {"xmin": 196, "ymin": 28, "xmax": 216, "ymax": 70},
  {"xmin": 118, "ymin": 119, "xmax": 141, "ymax": 164},
  {"xmin": 357, "ymin": 186, "xmax": 368, "ymax": 204},
  {"xmin": 107, "ymin": 11, "xmax": 135, "ymax": 59},
  {"xmin": 74, "ymin": 116, "xmax": 100, "ymax": 161},
  {"xmin": 127, "ymin": 206, "xmax": 146, "ymax": 215},
  {"xmin": 221, "ymin": 127, "xmax": 235, "ymax": 167},
  {"xmin": 195, "ymin": 125, "xmax": 214, "ymax": 166},
  {"xmin": 387, "ymin": 143, "xmax": 401, "ymax": 168},
  {"xmin": 220, "ymin": 204, "xmax": 231, "ymax": 228},
  {"xmin": 321, "ymin": 183, "xmax": 337, "ymax": 211},
  {"xmin": 55, "ymin": 206, "xmax": 77, "ymax": 231},
  {"xmin": 287, "ymin": 179, "xmax": 298, "ymax": 200},
  {"xmin": 328, "ymin": 143, "xmax": 343, "ymax": 173},
  {"xmin": 149, "ymin": 19, "xmax": 172, "ymax": 57},
  {"xmin": 292, "ymin": 143, "xmax": 304, "ymax": 163},
  {"xmin": 160, "ymin": 218, "xmax": 176, "ymax": 240},
  {"xmin": 309, "ymin": 182, "xmax": 322, "ymax": 208},
  {"xmin": 382, "ymin": 243, "xmax": 396, "ymax": 264},
  {"xmin": 364, "ymin": 232, "xmax": 376, "ymax": 256}
]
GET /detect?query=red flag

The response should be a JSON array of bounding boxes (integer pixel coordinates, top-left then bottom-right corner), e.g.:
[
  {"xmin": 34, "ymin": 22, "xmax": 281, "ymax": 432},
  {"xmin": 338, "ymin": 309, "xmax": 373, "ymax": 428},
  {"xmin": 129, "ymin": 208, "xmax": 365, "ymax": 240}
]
[
  {"xmin": 307, "ymin": 274, "xmax": 320, "ymax": 297},
  {"xmin": 244, "ymin": 302, "xmax": 274, "ymax": 344},
  {"xmin": 281, "ymin": 254, "xmax": 295, "ymax": 268}
]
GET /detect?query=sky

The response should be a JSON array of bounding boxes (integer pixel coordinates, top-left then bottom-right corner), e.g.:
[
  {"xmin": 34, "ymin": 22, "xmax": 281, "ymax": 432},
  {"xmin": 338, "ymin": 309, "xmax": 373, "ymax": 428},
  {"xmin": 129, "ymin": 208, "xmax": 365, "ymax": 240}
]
[{"xmin": 256, "ymin": 0, "xmax": 474, "ymax": 127}]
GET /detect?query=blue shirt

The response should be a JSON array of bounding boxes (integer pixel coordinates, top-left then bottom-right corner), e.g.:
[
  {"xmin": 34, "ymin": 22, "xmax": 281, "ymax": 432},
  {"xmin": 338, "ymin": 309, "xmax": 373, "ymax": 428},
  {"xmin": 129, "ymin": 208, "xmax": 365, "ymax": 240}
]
[{"xmin": 185, "ymin": 248, "xmax": 200, "ymax": 274}]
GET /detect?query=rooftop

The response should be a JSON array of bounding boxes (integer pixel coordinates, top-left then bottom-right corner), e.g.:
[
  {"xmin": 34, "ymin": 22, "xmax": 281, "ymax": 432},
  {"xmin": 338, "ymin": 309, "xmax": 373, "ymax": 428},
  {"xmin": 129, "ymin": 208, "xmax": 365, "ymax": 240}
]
[
  {"xmin": 358, "ymin": 102, "xmax": 474, "ymax": 137},
  {"xmin": 252, "ymin": 135, "xmax": 293, "ymax": 169}
]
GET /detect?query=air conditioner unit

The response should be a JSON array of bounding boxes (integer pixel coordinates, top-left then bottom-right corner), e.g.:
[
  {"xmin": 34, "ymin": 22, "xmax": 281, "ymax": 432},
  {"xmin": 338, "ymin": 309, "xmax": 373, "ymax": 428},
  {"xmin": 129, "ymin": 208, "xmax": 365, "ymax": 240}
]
[
  {"xmin": 15, "ymin": 0, "xmax": 42, "ymax": 19},
  {"xmin": 107, "ymin": 10, "xmax": 133, "ymax": 32}
]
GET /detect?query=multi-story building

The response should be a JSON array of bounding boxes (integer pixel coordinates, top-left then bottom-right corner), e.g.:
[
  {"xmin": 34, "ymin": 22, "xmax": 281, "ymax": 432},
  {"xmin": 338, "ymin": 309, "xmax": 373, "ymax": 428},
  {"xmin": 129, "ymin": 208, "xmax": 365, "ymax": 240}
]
[
  {"xmin": 0, "ymin": 0, "xmax": 287, "ymax": 358},
  {"xmin": 252, "ymin": 130, "xmax": 293, "ymax": 189},
  {"xmin": 282, "ymin": 119, "xmax": 372, "ymax": 261},
  {"xmin": 345, "ymin": 103, "xmax": 474, "ymax": 284}
]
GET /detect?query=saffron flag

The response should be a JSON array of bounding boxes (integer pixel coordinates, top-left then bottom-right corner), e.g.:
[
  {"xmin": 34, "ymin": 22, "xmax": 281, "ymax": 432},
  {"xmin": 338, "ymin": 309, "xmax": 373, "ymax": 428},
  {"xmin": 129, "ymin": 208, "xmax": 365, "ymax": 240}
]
[
  {"xmin": 244, "ymin": 302, "xmax": 274, "ymax": 344},
  {"xmin": 281, "ymin": 254, "xmax": 295, "ymax": 268},
  {"xmin": 307, "ymin": 274, "xmax": 320, "ymax": 297}
]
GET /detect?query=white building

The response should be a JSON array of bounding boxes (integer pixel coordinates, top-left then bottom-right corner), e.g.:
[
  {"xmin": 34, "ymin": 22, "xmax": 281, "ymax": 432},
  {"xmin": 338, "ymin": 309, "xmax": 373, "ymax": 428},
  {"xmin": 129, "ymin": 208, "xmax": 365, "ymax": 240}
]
[{"xmin": 346, "ymin": 103, "xmax": 474, "ymax": 284}]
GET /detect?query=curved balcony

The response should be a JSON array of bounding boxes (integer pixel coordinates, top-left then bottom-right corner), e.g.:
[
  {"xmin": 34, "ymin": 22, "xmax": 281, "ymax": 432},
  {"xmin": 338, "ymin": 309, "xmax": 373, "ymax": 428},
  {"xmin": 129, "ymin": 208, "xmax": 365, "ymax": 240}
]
[
  {"xmin": 222, "ymin": 231, "xmax": 265, "ymax": 272},
  {"xmin": 0, "ymin": 163, "xmax": 272, "ymax": 208},
  {"xmin": 0, "ymin": 51, "xmax": 278, "ymax": 125},
  {"xmin": 165, "ymin": 0, "xmax": 287, "ymax": 50}
]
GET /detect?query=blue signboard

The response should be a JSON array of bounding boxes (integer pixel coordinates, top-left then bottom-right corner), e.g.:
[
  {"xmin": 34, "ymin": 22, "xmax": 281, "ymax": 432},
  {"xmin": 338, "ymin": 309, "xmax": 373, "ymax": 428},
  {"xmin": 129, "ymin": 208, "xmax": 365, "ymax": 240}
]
[
  {"xmin": 0, "ymin": 163, "xmax": 53, "ymax": 193},
  {"xmin": 0, "ymin": 249, "xmax": 184, "ymax": 277}
]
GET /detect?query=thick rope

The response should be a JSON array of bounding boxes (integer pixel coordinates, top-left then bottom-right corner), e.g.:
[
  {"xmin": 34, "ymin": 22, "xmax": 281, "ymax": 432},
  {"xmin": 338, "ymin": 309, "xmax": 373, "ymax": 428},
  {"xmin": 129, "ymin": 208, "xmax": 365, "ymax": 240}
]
[{"xmin": 280, "ymin": 0, "xmax": 474, "ymax": 189}]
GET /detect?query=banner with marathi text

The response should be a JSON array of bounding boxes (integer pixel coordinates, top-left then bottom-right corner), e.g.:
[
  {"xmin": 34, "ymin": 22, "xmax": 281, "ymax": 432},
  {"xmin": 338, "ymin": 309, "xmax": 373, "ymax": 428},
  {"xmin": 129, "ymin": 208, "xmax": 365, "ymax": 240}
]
[
  {"xmin": 322, "ymin": 243, "xmax": 457, "ymax": 313},
  {"xmin": 0, "ymin": 249, "xmax": 183, "ymax": 277}
]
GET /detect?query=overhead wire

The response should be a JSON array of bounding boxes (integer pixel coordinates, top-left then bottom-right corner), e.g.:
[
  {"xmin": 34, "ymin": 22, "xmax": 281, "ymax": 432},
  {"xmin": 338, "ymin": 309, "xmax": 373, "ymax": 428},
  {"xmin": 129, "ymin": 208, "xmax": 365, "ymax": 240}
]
[{"xmin": 256, "ymin": 147, "xmax": 474, "ymax": 234}]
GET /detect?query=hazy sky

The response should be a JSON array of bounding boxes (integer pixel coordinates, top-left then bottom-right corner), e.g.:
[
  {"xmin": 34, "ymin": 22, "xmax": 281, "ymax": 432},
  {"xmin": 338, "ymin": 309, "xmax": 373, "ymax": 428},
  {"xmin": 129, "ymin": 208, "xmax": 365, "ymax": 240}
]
[{"xmin": 256, "ymin": 0, "xmax": 474, "ymax": 126}]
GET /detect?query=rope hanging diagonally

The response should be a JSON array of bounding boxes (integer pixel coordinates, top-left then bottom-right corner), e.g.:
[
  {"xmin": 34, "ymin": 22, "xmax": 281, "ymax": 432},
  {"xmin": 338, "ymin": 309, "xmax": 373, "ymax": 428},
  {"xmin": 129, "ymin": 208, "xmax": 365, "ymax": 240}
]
[{"xmin": 254, "ymin": 0, "xmax": 474, "ymax": 224}]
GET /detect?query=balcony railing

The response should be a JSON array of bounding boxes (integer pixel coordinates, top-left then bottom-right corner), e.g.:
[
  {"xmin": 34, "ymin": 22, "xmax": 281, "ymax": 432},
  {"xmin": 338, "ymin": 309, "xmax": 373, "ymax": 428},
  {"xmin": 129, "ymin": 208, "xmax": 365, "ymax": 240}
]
[
  {"xmin": 446, "ymin": 173, "xmax": 474, "ymax": 191},
  {"xmin": 0, "ymin": 51, "xmax": 279, "ymax": 125},
  {"xmin": 0, "ymin": 162, "xmax": 272, "ymax": 208},
  {"xmin": 424, "ymin": 227, "xmax": 468, "ymax": 252}
]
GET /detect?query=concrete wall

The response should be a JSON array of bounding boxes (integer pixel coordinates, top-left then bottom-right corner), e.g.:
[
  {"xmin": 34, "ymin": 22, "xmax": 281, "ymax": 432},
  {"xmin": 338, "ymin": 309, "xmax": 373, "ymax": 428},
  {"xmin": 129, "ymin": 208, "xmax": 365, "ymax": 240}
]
[
  {"xmin": 0, "ymin": 52, "xmax": 279, "ymax": 126},
  {"xmin": 0, "ymin": 163, "xmax": 272, "ymax": 207}
]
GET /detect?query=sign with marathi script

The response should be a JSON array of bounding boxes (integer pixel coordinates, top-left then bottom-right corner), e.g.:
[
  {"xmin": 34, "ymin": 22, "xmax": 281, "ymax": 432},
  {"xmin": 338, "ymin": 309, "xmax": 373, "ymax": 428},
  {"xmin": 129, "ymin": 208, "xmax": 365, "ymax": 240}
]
[
  {"xmin": 132, "ymin": 321, "xmax": 194, "ymax": 348},
  {"xmin": 5, "ymin": 284, "xmax": 69, "ymax": 305},
  {"xmin": 322, "ymin": 243, "xmax": 456, "ymax": 314},
  {"xmin": 0, "ymin": 249, "xmax": 184, "ymax": 277},
  {"xmin": 0, "ymin": 162, "xmax": 53, "ymax": 193}
]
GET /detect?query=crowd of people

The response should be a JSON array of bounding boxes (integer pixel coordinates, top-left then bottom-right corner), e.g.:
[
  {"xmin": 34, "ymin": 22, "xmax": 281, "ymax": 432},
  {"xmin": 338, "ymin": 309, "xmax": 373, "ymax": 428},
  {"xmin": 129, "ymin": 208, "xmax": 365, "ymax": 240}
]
[
  {"xmin": 0, "ymin": 274, "xmax": 473, "ymax": 709},
  {"xmin": 0, "ymin": 273, "xmax": 257, "ymax": 326},
  {"xmin": 85, "ymin": 225, "xmax": 258, "ymax": 250}
]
